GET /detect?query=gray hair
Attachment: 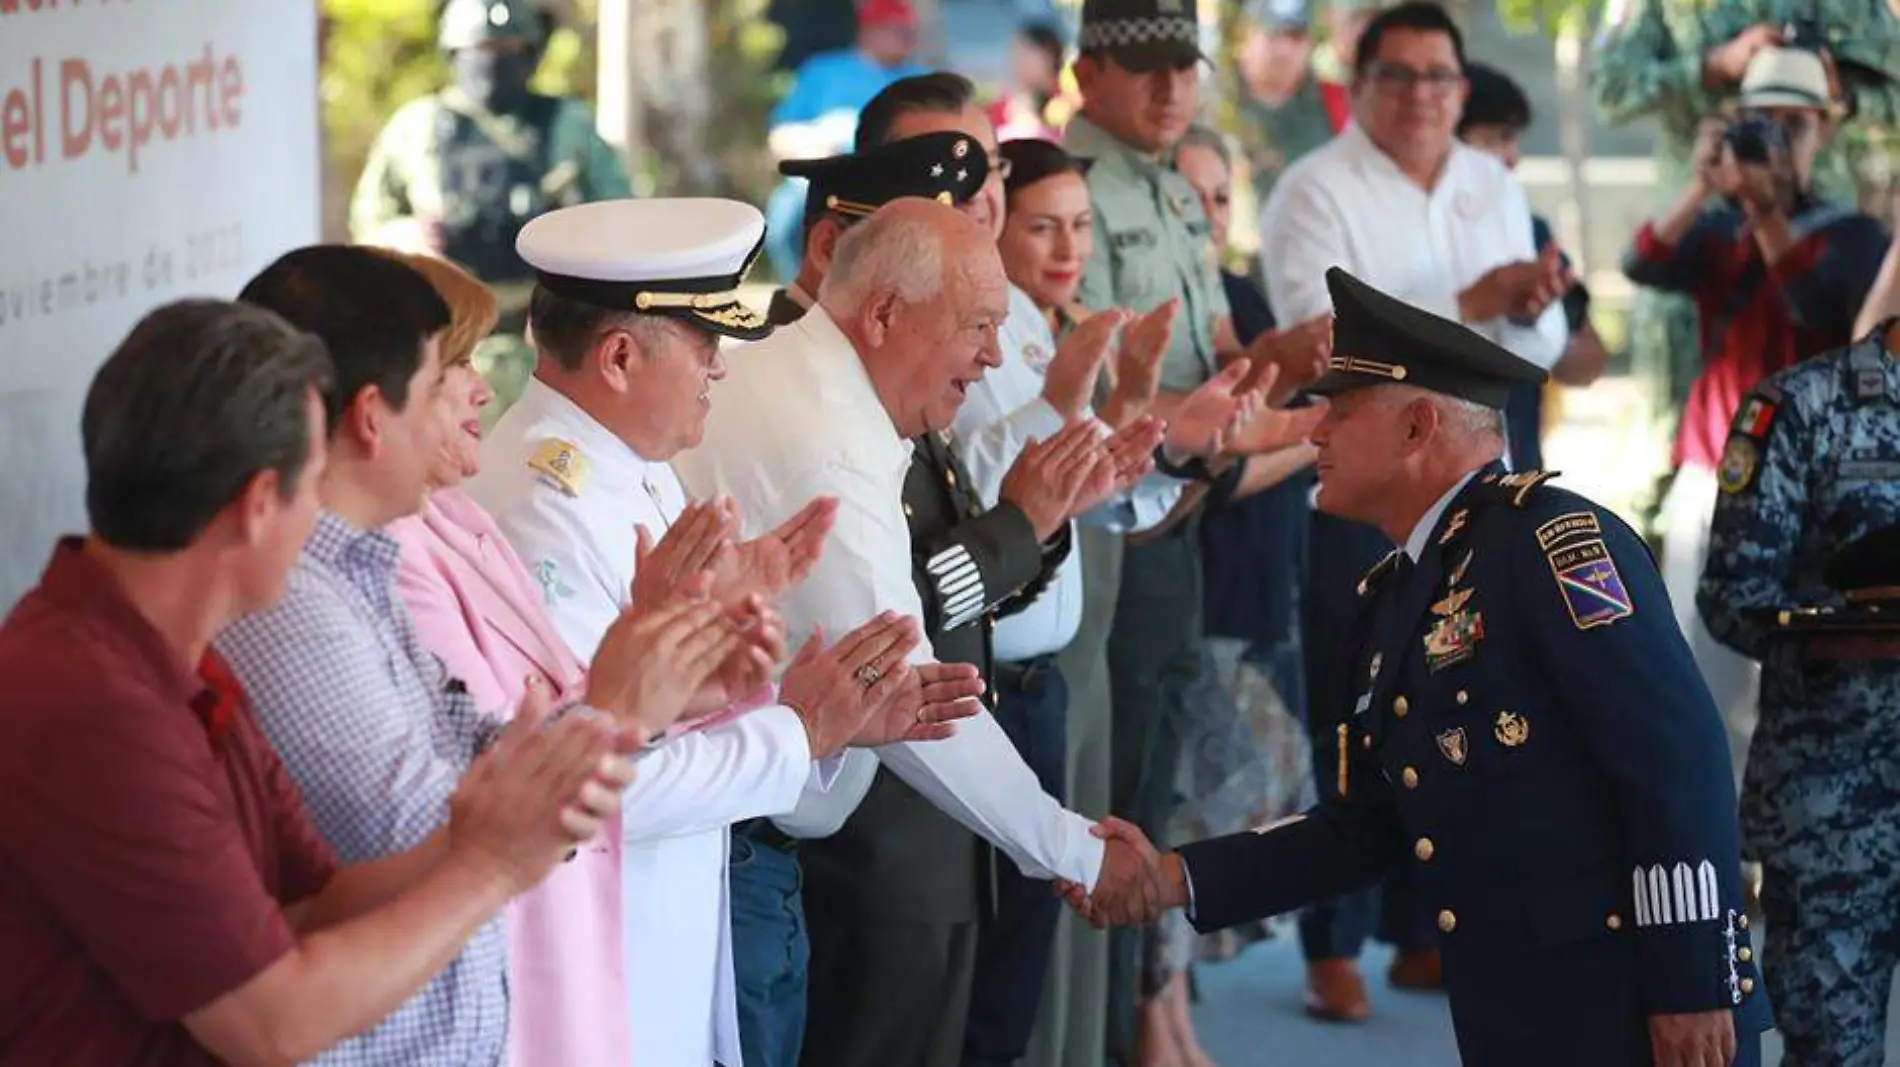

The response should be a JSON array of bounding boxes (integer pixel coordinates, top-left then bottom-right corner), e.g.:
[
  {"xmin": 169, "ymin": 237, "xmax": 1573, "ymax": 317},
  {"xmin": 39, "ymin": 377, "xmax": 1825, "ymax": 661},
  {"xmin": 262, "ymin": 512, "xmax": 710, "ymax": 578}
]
[
  {"xmin": 818, "ymin": 206, "xmax": 947, "ymax": 315},
  {"xmin": 1174, "ymin": 124, "xmax": 1232, "ymax": 171},
  {"xmin": 1384, "ymin": 385, "xmax": 1505, "ymax": 441}
]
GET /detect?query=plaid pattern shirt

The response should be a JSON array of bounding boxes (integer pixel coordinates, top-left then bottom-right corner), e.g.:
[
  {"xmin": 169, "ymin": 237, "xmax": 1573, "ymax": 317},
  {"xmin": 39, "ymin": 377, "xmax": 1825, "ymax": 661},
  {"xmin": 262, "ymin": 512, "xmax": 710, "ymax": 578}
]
[{"xmin": 216, "ymin": 510, "xmax": 509, "ymax": 1067}]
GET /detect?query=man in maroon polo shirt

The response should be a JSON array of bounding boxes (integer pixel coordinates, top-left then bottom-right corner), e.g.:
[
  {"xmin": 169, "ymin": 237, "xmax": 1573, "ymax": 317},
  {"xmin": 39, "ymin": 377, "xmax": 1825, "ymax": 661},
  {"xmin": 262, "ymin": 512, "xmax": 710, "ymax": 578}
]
[{"xmin": 0, "ymin": 299, "xmax": 710, "ymax": 1067}]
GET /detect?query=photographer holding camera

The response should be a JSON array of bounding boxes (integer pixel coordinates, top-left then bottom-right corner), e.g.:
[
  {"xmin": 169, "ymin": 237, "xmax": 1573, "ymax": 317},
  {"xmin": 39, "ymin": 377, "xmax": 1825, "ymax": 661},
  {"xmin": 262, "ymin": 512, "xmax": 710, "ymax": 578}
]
[{"xmin": 1622, "ymin": 42, "xmax": 1887, "ymax": 808}]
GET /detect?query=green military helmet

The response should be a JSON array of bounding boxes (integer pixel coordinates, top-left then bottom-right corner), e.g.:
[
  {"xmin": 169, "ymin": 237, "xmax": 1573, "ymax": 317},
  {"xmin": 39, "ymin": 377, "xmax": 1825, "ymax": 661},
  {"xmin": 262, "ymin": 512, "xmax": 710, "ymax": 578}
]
[{"xmin": 439, "ymin": 0, "xmax": 546, "ymax": 51}]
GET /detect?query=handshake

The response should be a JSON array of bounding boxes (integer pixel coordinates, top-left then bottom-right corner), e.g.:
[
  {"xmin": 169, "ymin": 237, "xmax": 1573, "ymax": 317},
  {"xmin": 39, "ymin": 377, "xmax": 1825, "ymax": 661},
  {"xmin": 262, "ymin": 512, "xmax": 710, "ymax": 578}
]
[{"xmin": 1057, "ymin": 817, "xmax": 1194, "ymax": 929}]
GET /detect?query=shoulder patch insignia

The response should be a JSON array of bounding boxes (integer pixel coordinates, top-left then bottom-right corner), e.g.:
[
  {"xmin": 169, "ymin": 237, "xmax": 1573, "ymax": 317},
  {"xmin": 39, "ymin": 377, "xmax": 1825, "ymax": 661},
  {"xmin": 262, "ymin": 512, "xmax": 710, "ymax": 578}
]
[
  {"xmin": 1495, "ymin": 470, "xmax": 1559, "ymax": 507},
  {"xmin": 527, "ymin": 439, "xmax": 588, "ymax": 497},
  {"xmin": 1547, "ymin": 537, "xmax": 1634, "ymax": 630},
  {"xmin": 1717, "ymin": 436, "xmax": 1761, "ymax": 496},
  {"xmin": 1536, "ymin": 511, "xmax": 1601, "ymax": 551},
  {"xmin": 1730, "ymin": 394, "xmax": 1779, "ymax": 441}
]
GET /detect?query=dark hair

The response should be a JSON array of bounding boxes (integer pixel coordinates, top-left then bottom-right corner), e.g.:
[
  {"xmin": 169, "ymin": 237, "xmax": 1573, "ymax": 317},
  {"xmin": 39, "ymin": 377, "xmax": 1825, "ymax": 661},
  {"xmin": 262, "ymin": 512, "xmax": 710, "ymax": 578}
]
[
  {"xmin": 237, "ymin": 245, "xmax": 450, "ymax": 435},
  {"xmin": 82, "ymin": 300, "xmax": 334, "ymax": 551},
  {"xmin": 854, "ymin": 71, "xmax": 978, "ymax": 151},
  {"xmin": 1354, "ymin": 1, "xmax": 1466, "ymax": 77},
  {"xmin": 1459, "ymin": 62, "xmax": 1531, "ymax": 136},
  {"xmin": 1017, "ymin": 20, "xmax": 1066, "ymax": 77},
  {"xmin": 1001, "ymin": 138, "xmax": 1086, "ymax": 205},
  {"xmin": 527, "ymin": 287, "xmax": 664, "ymax": 372}
]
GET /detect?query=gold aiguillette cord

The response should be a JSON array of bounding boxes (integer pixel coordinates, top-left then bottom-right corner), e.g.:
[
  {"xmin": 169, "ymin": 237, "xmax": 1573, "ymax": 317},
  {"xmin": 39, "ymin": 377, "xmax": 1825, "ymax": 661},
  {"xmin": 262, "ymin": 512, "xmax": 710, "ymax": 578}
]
[{"xmin": 1337, "ymin": 723, "xmax": 1349, "ymax": 798}]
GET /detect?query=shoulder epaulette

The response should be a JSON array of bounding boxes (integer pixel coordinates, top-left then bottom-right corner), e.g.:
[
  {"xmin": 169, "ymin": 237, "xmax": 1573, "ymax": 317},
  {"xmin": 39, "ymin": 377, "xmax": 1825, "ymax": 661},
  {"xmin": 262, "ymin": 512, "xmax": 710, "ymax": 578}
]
[
  {"xmin": 1479, "ymin": 469, "xmax": 1560, "ymax": 508},
  {"xmin": 1356, "ymin": 549, "xmax": 1404, "ymax": 597},
  {"xmin": 526, "ymin": 438, "xmax": 588, "ymax": 498}
]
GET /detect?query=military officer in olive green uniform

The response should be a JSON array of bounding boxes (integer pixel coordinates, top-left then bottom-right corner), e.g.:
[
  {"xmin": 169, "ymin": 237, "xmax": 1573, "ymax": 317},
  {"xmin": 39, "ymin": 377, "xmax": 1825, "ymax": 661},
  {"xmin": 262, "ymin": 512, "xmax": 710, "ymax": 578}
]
[
  {"xmin": 1069, "ymin": 0, "xmax": 1330, "ymax": 1060},
  {"xmin": 1592, "ymin": 0, "xmax": 1900, "ymax": 509},
  {"xmin": 350, "ymin": 0, "xmax": 632, "ymax": 423}
]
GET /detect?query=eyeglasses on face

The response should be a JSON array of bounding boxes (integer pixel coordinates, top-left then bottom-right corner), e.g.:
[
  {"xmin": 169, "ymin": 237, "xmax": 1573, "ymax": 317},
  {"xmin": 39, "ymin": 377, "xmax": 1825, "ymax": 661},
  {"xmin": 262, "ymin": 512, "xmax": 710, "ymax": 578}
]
[{"xmin": 1366, "ymin": 62, "xmax": 1464, "ymax": 95}]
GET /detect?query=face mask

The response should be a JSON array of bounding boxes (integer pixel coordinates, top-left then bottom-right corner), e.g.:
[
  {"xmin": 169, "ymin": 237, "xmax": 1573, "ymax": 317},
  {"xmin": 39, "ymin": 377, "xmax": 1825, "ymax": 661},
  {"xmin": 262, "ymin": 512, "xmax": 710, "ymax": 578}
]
[{"xmin": 452, "ymin": 48, "xmax": 535, "ymax": 112}]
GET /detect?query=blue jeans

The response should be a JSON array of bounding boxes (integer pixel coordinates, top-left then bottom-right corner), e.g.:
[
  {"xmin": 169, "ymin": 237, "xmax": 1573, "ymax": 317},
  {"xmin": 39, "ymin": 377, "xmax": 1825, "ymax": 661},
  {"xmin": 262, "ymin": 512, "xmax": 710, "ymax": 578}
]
[{"xmin": 729, "ymin": 831, "xmax": 809, "ymax": 1067}]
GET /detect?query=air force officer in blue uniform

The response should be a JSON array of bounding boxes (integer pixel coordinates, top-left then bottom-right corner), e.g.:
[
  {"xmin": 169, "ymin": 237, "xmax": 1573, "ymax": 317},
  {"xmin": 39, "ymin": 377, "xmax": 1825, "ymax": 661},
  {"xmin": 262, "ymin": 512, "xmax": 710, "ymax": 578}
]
[{"xmin": 1066, "ymin": 267, "xmax": 1775, "ymax": 1067}]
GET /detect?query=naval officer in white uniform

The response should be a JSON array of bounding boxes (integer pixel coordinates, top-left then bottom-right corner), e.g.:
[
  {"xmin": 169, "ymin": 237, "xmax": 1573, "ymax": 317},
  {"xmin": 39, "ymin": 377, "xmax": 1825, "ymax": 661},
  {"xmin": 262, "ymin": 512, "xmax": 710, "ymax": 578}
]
[{"xmin": 469, "ymin": 197, "xmax": 983, "ymax": 1067}]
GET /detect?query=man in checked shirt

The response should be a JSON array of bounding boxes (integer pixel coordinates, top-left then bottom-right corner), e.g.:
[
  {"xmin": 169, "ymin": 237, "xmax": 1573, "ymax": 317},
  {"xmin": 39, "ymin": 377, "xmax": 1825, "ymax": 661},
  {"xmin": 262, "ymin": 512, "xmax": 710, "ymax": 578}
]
[{"xmin": 213, "ymin": 246, "xmax": 790, "ymax": 1066}]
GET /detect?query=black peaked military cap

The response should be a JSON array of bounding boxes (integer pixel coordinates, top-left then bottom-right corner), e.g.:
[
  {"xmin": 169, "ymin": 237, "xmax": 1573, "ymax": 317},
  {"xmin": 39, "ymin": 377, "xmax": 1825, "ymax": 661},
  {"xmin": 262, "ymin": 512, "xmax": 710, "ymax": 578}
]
[
  {"xmin": 1078, "ymin": 0, "xmax": 1210, "ymax": 72},
  {"xmin": 1308, "ymin": 266, "xmax": 1549, "ymax": 410},
  {"xmin": 778, "ymin": 131, "xmax": 990, "ymax": 220}
]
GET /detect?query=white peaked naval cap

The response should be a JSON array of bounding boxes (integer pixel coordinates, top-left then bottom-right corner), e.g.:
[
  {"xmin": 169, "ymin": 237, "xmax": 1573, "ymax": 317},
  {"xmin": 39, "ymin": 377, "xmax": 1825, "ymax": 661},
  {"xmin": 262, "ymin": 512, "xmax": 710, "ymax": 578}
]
[{"xmin": 517, "ymin": 198, "xmax": 773, "ymax": 342}]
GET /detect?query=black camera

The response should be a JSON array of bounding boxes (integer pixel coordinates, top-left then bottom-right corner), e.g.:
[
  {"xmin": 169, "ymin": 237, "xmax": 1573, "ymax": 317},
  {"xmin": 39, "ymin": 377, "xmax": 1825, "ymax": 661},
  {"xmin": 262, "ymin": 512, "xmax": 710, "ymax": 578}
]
[{"xmin": 1723, "ymin": 113, "xmax": 1787, "ymax": 165}]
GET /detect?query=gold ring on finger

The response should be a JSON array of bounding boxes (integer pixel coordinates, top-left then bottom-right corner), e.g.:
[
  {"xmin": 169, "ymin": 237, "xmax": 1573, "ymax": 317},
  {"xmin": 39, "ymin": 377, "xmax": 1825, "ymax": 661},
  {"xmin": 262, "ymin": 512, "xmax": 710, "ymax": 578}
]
[{"xmin": 854, "ymin": 664, "xmax": 882, "ymax": 688}]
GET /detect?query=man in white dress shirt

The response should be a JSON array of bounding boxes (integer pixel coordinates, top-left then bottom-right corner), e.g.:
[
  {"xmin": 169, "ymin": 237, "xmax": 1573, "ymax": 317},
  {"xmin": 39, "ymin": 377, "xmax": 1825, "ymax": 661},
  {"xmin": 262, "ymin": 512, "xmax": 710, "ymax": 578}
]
[
  {"xmin": 1254, "ymin": 0, "xmax": 1572, "ymax": 1013},
  {"xmin": 1256, "ymin": 0, "xmax": 1568, "ymax": 377},
  {"xmin": 676, "ymin": 199, "xmax": 1181, "ymax": 1067},
  {"xmin": 468, "ymin": 197, "xmax": 985, "ymax": 1067}
]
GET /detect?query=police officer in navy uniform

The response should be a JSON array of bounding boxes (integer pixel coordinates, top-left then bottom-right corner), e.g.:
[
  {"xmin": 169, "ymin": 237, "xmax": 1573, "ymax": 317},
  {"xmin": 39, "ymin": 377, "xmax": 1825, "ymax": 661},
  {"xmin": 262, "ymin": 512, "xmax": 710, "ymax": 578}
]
[
  {"xmin": 766, "ymin": 132, "xmax": 992, "ymax": 328},
  {"xmin": 1699, "ymin": 321, "xmax": 1900, "ymax": 1067},
  {"xmin": 1067, "ymin": 266, "xmax": 1775, "ymax": 1067}
]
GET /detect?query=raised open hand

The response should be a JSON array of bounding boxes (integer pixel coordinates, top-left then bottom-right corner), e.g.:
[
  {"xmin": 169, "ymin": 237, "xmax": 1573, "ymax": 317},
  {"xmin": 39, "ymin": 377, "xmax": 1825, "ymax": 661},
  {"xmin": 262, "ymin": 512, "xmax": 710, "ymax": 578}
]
[
  {"xmin": 450, "ymin": 684, "xmax": 635, "ymax": 893},
  {"xmin": 1001, "ymin": 419, "xmax": 1111, "ymax": 541},
  {"xmin": 1100, "ymin": 415, "xmax": 1166, "ymax": 495},
  {"xmin": 708, "ymin": 495, "xmax": 838, "ymax": 608},
  {"xmin": 631, "ymin": 499, "xmax": 736, "ymax": 608},
  {"xmin": 1164, "ymin": 359, "xmax": 1254, "ymax": 458},
  {"xmin": 1105, "ymin": 298, "xmax": 1180, "ymax": 413},
  {"xmin": 778, "ymin": 613, "xmax": 924, "ymax": 759},
  {"xmin": 585, "ymin": 590, "xmax": 747, "ymax": 743},
  {"xmin": 855, "ymin": 660, "xmax": 986, "ymax": 746},
  {"xmin": 1223, "ymin": 396, "xmax": 1328, "ymax": 457},
  {"xmin": 1042, "ymin": 307, "xmax": 1128, "ymax": 419},
  {"xmin": 693, "ymin": 594, "xmax": 790, "ymax": 716},
  {"xmin": 1240, "ymin": 313, "xmax": 1332, "ymax": 405}
]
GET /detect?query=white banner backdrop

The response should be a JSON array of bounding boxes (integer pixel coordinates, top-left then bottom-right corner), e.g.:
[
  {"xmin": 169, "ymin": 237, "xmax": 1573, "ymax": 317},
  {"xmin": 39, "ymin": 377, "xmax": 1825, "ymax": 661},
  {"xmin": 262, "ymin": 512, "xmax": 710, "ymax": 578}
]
[{"xmin": 0, "ymin": 0, "xmax": 320, "ymax": 609}]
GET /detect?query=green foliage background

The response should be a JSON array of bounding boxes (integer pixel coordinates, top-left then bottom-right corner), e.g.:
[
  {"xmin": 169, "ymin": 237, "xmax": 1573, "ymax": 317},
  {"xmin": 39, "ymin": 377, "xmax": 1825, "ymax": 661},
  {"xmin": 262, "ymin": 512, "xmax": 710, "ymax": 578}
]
[{"xmin": 319, "ymin": 0, "xmax": 791, "ymax": 222}]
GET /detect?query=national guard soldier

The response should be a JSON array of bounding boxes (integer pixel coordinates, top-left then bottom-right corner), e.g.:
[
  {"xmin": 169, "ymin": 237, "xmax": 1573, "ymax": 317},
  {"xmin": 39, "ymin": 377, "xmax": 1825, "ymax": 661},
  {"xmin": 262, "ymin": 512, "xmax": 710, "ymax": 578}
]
[
  {"xmin": 1698, "ymin": 324, "xmax": 1900, "ymax": 1067},
  {"xmin": 1068, "ymin": 0, "xmax": 1330, "ymax": 1051},
  {"xmin": 1592, "ymin": 0, "xmax": 1900, "ymax": 518},
  {"xmin": 350, "ymin": 0, "xmax": 632, "ymax": 422},
  {"xmin": 1066, "ymin": 266, "xmax": 1774, "ymax": 1067}
]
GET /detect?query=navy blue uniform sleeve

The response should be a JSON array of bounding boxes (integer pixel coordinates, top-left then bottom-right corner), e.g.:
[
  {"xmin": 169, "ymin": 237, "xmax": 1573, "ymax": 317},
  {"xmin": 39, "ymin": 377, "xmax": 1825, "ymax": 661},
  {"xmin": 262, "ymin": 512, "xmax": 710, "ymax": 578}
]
[
  {"xmin": 1513, "ymin": 497, "xmax": 1750, "ymax": 1016},
  {"xmin": 1176, "ymin": 744, "xmax": 1408, "ymax": 932},
  {"xmin": 1699, "ymin": 381, "xmax": 1811, "ymax": 659}
]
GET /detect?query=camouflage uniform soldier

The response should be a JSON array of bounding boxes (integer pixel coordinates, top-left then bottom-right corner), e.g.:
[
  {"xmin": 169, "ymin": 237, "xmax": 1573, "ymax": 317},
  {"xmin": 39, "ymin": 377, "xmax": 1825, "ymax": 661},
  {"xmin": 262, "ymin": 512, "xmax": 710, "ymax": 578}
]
[
  {"xmin": 1699, "ymin": 325, "xmax": 1900, "ymax": 1067},
  {"xmin": 1229, "ymin": 0, "xmax": 1383, "ymax": 289},
  {"xmin": 1591, "ymin": 0, "xmax": 1900, "ymax": 499},
  {"xmin": 350, "ymin": 0, "xmax": 633, "ymax": 422}
]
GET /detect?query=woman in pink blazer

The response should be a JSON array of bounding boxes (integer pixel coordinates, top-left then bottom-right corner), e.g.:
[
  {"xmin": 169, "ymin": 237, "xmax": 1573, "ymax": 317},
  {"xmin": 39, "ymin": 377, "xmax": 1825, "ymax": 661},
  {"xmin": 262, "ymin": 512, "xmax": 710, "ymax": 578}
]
[{"xmin": 382, "ymin": 252, "xmax": 632, "ymax": 1067}]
